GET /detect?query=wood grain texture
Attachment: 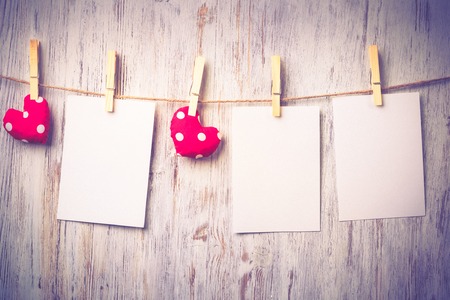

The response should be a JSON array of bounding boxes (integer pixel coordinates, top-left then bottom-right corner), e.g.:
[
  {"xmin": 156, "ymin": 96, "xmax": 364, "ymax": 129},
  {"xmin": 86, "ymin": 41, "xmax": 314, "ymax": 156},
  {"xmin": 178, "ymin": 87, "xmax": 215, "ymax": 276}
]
[{"xmin": 1, "ymin": 0, "xmax": 449, "ymax": 299}]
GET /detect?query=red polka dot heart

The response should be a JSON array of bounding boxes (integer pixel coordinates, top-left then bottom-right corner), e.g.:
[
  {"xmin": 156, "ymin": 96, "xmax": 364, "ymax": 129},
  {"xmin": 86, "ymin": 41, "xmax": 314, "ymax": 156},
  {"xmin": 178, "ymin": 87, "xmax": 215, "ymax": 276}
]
[
  {"xmin": 170, "ymin": 106, "xmax": 221, "ymax": 159},
  {"xmin": 2, "ymin": 94, "xmax": 50, "ymax": 144}
]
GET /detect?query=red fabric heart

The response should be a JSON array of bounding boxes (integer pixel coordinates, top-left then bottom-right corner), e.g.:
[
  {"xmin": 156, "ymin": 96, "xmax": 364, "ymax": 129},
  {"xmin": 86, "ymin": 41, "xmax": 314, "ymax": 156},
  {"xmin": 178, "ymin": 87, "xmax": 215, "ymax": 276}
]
[
  {"xmin": 170, "ymin": 106, "xmax": 221, "ymax": 158},
  {"xmin": 3, "ymin": 94, "xmax": 50, "ymax": 144}
]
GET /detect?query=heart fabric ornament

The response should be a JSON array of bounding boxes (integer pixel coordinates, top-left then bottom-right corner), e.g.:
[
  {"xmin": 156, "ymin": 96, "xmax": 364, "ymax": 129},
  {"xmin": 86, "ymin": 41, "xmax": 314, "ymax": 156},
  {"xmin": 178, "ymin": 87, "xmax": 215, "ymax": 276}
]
[
  {"xmin": 3, "ymin": 94, "xmax": 50, "ymax": 144},
  {"xmin": 170, "ymin": 106, "xmax": 221, "ymax": 158}
]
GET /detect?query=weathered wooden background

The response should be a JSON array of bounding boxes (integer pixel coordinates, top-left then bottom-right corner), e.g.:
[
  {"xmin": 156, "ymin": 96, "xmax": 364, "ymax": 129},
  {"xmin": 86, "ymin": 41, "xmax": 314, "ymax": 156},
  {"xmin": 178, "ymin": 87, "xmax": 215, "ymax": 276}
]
[{"xmin": 1, "ymin": 0, "xmax": 449, "ymax": 299}]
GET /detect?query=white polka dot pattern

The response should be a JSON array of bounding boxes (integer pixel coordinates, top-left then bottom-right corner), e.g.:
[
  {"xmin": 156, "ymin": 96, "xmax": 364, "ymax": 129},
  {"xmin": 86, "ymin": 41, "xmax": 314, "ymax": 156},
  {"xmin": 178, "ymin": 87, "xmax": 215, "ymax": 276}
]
[
  {"xmin": 197, "ymin": 132, "xmax": 206, "ymax": 141},
  {"xmin": 170, "ymin": 106, "xmax": 221, "ymax": 159},
  {"xmin": 175, "ymin": 132, "xmax": 184, "ymax": 141},
  {"xmin": 37, "ymin": 124, "xmax": 45, "ymax": 134},
  {"xmin": 176, "ymin": 111, "xmax": 185, "ymax": 119},
  {"xmin": 3, "ymin": 94, "xmax": 50, "ymax": 144}
]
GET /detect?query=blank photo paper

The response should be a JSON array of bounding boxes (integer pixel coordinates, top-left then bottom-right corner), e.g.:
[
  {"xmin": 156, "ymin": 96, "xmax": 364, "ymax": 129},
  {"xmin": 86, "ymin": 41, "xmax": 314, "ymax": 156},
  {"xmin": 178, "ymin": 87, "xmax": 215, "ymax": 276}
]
[
  {"xmin": 57, "ymin": 96, "xmax": 155, "ymax": 227},
  {"xmin": 332, "ymin": 93, "xmax": 425, "ymax": 221},
  {"xmin": 232, "ymin": 106, "xmax": 320, "ymax": 233}
]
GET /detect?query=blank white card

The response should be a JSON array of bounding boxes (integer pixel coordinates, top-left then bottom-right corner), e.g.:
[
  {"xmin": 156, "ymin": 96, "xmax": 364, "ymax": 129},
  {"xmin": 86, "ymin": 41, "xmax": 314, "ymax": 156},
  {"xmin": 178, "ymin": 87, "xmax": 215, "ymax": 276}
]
[
  {"xmin": 57, "ymin": 96, "xmax": 155, "ymax": 227},
  {"xmin": 232, "ymin": 106, "xmax": 320, "ymax": 233},
  {"xmin": 333, "ymin": 93, "xmax": 425, "ymax": 221}
]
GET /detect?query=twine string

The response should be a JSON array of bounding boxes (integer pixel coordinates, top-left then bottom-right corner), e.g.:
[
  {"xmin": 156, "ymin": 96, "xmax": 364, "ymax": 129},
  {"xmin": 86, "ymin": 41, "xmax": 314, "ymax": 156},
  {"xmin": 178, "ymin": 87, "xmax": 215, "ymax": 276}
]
[{"xmin": 1, "ymin": 74, "xmax": 449, "ymax": 104}]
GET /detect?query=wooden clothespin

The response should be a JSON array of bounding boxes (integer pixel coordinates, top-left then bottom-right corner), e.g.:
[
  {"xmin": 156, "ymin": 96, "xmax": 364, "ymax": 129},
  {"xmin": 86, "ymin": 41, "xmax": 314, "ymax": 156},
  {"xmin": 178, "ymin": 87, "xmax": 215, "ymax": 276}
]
[
  {"xmin": 188, "ymin": 56, "xmax": 205, "ymax": 116},
  {"xmin": 105, "ymin": 50, "xmax": 117, "ymax": 112},
  {"xmin": 271, "ymin": 56, "xmax": 281, "ymax": 117},
  {"xmin": 29, "ymin": 40, "xmax": 39, "ymax": 100},
  {"xmin": 369, "ymin": 45, "xmax": 382, "ymax": 106}
]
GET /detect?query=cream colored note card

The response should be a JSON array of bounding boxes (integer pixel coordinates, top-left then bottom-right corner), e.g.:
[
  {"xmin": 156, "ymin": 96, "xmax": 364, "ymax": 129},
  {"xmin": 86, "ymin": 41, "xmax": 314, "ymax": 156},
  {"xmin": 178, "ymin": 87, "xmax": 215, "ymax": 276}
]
[
  {"xmin": 332, "ymin": 93, "xmax": 425, "ymax": 221},
  {"xmin": 232, "ymin": 106, "xmax": 320, "ymax": 233},
  {"xmin": 57, "ymin": 96, "xmax": 155, "ymax": 227}
]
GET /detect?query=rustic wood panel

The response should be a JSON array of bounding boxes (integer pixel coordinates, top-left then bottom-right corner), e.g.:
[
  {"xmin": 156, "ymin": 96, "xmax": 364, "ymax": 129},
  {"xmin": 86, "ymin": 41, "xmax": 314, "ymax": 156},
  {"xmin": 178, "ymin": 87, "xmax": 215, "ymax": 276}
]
[{"xmin": 1, "ymin": 0, "xmax": 449, "ymax": 299}]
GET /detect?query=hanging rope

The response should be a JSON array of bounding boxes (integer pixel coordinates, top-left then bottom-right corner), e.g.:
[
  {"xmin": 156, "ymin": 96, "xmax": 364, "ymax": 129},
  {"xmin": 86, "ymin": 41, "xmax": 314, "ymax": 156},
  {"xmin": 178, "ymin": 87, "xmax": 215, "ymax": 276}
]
[{"xmin": 1, "ymin": 74, "xmax": 449, "ymax": 104}]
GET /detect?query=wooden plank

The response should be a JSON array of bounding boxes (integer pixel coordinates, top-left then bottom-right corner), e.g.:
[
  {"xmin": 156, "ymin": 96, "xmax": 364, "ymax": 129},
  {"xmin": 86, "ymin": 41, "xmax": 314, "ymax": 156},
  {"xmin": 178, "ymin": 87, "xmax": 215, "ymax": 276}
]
[{"xmin": 0, "ymin": 0, "xmax": 449, "ymax": 299}]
